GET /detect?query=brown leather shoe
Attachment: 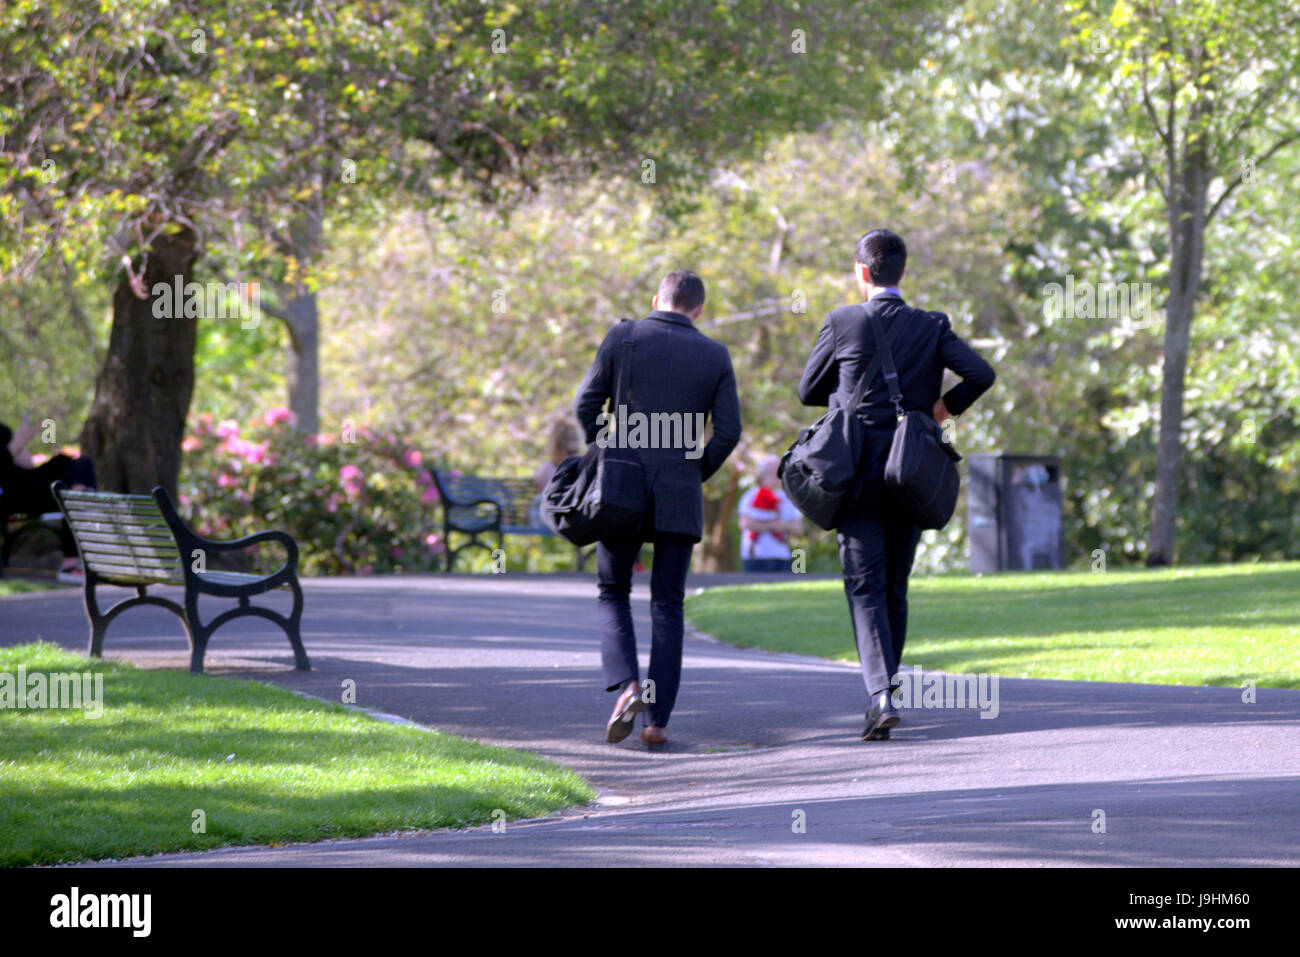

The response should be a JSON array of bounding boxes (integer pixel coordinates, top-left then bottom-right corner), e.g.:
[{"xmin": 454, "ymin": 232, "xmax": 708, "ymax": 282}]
[
  {"xmin": 640, "ymin": 725, "xmax": 667, "ymax": 749},
  {"xmin": 605, "ymin": 683, "xmax": 646, "ymax": 743}
]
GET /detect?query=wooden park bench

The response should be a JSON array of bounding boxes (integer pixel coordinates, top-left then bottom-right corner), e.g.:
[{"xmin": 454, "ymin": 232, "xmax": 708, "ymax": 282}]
[
  {"xmin": 428, "ymin": 468, "xmax": 592, "ymax": 573},
  {"xmin": 51, "ymin": 482, "xmax": 310, "ymax": 675}
]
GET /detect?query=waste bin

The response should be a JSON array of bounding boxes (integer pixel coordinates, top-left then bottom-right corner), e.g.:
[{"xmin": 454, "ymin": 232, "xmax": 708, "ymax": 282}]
[{"xmin": 967, "ymin": 454, "xmax": 1064, "ymax": 572}]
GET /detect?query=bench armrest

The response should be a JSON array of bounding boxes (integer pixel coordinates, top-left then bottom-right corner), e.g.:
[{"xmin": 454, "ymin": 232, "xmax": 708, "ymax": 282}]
[{"xmin": 152, "ymin": 486, "xmax": 299, "ymax": 580}]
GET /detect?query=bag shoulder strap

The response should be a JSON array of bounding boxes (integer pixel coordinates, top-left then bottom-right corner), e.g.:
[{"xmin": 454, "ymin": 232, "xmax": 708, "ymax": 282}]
[
  {"xmin": 613, "ymin": 318, "xmax": 636, "ymax": 414},
  {"xmin": 847, "ymin": 304, "xmax": 902, "ymax": 412},
  {"xmin": 867, "ymin": 312, "xmax": 905, "ymax": 420}
]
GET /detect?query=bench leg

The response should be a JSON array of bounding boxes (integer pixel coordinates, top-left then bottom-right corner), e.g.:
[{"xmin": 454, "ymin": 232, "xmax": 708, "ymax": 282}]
[
  {"xmin": 183, "ymin": 587, "xmax": 209, "ymax": 675},
  {"xmin": 285, "ymin": 577, "xmax": 310, "ymax": 670},
  {"xmin": 84, "ymin": 577, "xmax": 106, "ymax": 658}
]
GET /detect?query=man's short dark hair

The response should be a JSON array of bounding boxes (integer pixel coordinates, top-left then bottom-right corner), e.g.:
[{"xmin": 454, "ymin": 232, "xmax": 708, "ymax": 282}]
[
  {"xmin": 855, "ymin": 229, "xmax": 907, "ymax": 286},
  {"xmin": 657, "ymin": 269, "xmax": 706, "ymax": 314}
]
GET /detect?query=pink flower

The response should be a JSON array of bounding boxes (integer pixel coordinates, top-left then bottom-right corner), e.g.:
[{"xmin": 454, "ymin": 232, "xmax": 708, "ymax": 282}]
[
  {"xmin": 339, "ymin": 463, "xmax": 362, "ymax": 482},
  {"xmin": 416, "ymin": 469, "xmax": 433, "ymax": 486},
  {"xmin": 217, "ymin": 473, "xmax": 236, "ymax": 488},
  {"xmin": 245, "ymin": 443, "xmax": 267, "ymax": 465},
  {"xmin": 181, "ymin": 436, "xmax": 201, "ymax": 453},
  {"xmin": 425, "ymin": 534, "xmax": 445, "ymax": 554},
  {"xmin": 216, "ymin": 419, "xmax": 240, "ymax": 439},
  {"xmin": 421, "ymin": 486, "xmax": 439, "ymax": 505},
  {"xmin": 264, "ymin": 407, "xmax": 296, "ymax": 428},
  {"xmin": 404, "ymin": 449, "xmax": 422, "ymax": 467}
]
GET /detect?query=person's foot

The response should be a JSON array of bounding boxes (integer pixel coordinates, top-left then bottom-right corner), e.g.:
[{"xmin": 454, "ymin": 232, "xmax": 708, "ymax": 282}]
[
  {"xmin": 605, "ymin": 681, "xmax": 646, "ymax": 743},
  {"xmin": 640, "ymin": 725, "xmax": 667, "ymax": 749},
  {"xmin": 861, "ymin": 690, "xmax": 900, "ymax": 741}
]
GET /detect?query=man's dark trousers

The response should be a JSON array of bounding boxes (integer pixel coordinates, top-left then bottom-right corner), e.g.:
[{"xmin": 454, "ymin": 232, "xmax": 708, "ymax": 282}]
[
  {"xmin": 837, "ymin": 492, "xmax": 923, "ymax": 697},
  {"xmin": 597, "ymin": 529, "xmax": 695, "ymax": 729}
]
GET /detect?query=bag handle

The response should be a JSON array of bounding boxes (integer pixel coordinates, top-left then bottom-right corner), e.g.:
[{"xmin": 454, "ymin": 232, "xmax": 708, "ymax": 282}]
[
  {"xmin": 867, "ymin": 312, "xmax": 905, "ymax": 421},
  {"xmin": 612, "ymin": 319, "xmax": 636, "ymax": 422}
]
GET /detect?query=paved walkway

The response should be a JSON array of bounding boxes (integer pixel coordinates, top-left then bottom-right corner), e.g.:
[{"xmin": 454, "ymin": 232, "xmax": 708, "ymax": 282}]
[{"xmin": 3, "ymin": 573, "xmax": 1298, "ymax": 866}]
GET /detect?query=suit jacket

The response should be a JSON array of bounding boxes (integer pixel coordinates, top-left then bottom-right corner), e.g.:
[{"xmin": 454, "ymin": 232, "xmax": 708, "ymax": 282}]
[
  {"xmin": 798, "ymin": 292, "xmax": 995, "ymax": 496},
  {"xmin": 575, "ymin": 310, "xmax": 742, "ymax": 541}
]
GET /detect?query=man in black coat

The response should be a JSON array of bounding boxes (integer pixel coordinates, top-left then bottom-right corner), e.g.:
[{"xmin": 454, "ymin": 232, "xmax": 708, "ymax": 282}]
[
  {"xmin": 575, "ymin": 269, "xmax": 742, "ymax": 748},
  {"xmin": 798, "ymin": 230, "xmax": 995, "ymax": 741}
]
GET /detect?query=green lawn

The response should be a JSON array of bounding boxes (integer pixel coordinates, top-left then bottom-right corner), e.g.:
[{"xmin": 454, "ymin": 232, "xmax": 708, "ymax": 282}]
[
  {"xmin": 0, "ymin": 642, "xmax": 593, "ymax": 865},
  {"xmin": 685, "ymin": 561, "xmax": 1300, "ymax": 689},
  {"xmin": 0, "ymin": 579, "xmax": 55, "ymax": 596}
]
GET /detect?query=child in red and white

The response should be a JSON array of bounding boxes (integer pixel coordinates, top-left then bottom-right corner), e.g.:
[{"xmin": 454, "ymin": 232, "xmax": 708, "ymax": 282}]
[{"xmin": 738, "ymin": 455, "xmax": 803, "ymax": 572}]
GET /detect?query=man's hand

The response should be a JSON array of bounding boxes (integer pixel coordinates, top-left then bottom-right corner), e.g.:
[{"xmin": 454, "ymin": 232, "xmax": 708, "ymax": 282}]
[{"xmin": 932, "ymin": 399, "xmax": 951, "ymax": 424}]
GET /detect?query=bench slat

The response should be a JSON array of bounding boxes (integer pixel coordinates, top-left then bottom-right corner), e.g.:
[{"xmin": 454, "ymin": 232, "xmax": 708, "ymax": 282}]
[
  {"xmin": 63, "ymin": 495, "xmax": 162, "ymax": 510},
  {"xmin": 78, "ymin": 546, "xmax": 180, "ymax": 561},
  {"xmin": 63, "ymin": 510, "xmax": 164, "ymax": 523},
  {"xmin": 85, "ymin": 561, "xmax": 184, "ymax": 584},
  {"xmin": 73, "ymin": 530, "xmax": 178, "ymax": 549},
  {"xmin": 65, "ymin": 515, "xmax": 171, "ymax": 533},
  {"xmin": 81, "ymin": 550, "xmax": 183, "ymax": 570}
]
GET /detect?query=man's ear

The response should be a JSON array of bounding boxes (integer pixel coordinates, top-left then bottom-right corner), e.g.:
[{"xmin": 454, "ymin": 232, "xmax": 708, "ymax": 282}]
[
  {"xmin": 688, "ymin": 304, "xmax": 704, "ymax": 321},
  {"xmin": 652, "ymin": 293, "xmax": 660, "ymax": 311},
  {"xmin": 897, "ymin": 266, "xmax": 906, "ymax": 283}
]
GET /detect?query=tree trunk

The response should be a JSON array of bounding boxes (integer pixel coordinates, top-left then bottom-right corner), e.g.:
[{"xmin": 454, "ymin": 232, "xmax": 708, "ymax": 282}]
[
  {"xmin": 285, "ymin": 287, "xmax": 320, "ymax": 435},
  {"xmin": 1148, "ymin": 133, "xmax": 1209, "ymax": 566},
  {"xmin": 280, "ymin": 203, "xmax": 323, "ymax": 435},
  {"xmin": 80, "ymin": 226, "xmax": 199, "ymax": 495},
  {"xmin": 697, "ymin": 464, "xmax": 743, "ymax": 572}
]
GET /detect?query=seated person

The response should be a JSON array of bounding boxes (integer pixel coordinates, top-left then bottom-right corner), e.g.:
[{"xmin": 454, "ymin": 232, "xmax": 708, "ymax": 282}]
[
  {"xmin": 1, "ymin": 415, "xmax": 97, "ymax": 583},
  {"xmin": 738, "ymin": 454, "xmax": 803, "ymax": 572}
]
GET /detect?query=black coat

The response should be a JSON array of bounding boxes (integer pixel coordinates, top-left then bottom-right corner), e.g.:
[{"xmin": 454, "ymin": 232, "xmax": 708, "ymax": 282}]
[
  {"xmin": 575, "ymin": 310, "xmax": 742, "ymax": 541},
  {"xmin": 798, "ymin": 292, "xmax": 995, "ymax": 491}
]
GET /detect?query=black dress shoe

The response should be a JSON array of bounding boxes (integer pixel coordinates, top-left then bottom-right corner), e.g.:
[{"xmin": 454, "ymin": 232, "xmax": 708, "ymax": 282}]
[{"xmin": 861, "ymin": 690, "xmax": 900, "ymax": 741}]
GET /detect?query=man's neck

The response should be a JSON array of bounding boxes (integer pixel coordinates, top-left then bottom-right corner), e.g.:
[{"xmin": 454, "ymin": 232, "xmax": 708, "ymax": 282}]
[{"xmin": 867, "ymin": 285, "xmax": 901, "ymax": 300}]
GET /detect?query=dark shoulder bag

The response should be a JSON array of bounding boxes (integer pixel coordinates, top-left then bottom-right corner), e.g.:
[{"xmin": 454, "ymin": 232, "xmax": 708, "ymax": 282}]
[
  {"xmin": 540, "ymin": 323, "xmax": 648, "ymax": 545},
  {"xmin": 870, "ymin": 313, "xmax": 963, "ymax": 530},
  {"xmin": 778, "ymin": 312, "xmax": 901, "ymax": 530}
]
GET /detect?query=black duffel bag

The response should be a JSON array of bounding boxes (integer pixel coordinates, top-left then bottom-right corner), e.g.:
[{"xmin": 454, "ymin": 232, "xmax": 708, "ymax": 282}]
[
  {"xmin": 540, "ymin": 325, "xmax": 648, "ymax": 545},
  {"xmin": 539, "ymin": 443, "xmax": 645, "ymax": 546},
  {"xmin": 871, "ymin": 313, "xmax": 962, "ymax": 529},
  {"xmin": 779, "ymin": 311, "xmax": 902, "ymax": 530}
]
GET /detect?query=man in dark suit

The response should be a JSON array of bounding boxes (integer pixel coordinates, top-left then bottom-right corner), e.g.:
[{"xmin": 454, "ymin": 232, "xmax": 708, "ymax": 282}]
[
  {"xmin": 575, "ymin": 270, "xmax": 742, "ymax": 748},
  {"xmin": 798, "ymin": 230, "xmax": 995, "ymax": 741}
]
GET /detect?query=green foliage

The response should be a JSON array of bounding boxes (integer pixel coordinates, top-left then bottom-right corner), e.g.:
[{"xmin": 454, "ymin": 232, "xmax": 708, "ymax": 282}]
[{"xmin": 179, "ymin": 409, "xmax": 445, "ymax": 575}]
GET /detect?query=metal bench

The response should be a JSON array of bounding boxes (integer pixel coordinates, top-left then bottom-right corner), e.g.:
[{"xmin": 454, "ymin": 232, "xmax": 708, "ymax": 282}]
[
  {"xmin": 51, "ymin": 482, "xmax": 310, "ymax": 675},
  {"xmin": 428, "ymin": 469, "xmax": 590, "ymax": 572}
]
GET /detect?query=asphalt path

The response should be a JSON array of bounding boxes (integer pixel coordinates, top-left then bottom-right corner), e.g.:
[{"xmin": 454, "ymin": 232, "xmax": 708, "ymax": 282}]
[{"xmin": 3, "ymin": 573, "xmax": 1297, "ymax": 866}]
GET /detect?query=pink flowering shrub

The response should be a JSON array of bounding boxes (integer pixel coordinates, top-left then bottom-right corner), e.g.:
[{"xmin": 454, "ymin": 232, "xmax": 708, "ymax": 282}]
[{"xmin": 179, "ymin": 410, "xmax": 445, "ymax": 575}]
